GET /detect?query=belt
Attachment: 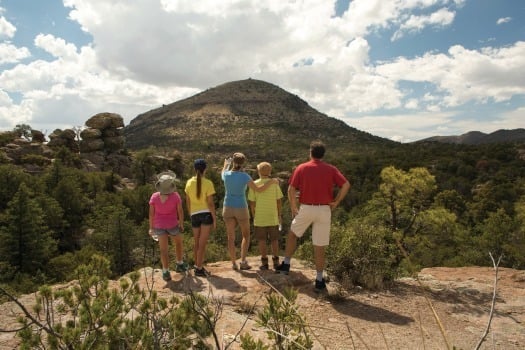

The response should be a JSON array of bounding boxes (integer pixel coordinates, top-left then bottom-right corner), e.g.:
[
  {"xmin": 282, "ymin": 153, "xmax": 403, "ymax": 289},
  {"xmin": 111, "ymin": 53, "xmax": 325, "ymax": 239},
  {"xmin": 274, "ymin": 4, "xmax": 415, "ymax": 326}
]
[{"xmin": 301, "ymin": 203, "xmax": 329, "ymax": 206}]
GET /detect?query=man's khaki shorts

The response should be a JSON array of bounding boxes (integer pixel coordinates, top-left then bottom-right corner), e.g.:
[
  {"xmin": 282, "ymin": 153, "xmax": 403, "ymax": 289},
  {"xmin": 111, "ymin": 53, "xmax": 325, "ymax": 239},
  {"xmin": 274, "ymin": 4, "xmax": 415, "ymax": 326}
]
[{"xmin": 290, "ymin": 204, "xmax": 331, "ymax": 246}]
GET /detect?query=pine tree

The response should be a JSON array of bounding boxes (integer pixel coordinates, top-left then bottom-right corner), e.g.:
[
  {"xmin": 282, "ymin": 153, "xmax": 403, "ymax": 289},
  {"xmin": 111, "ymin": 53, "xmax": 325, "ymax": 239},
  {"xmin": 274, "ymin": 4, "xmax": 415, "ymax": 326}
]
[{"xmin": 0, "ymin": 183, "xmax": 57, "ymax": 279}]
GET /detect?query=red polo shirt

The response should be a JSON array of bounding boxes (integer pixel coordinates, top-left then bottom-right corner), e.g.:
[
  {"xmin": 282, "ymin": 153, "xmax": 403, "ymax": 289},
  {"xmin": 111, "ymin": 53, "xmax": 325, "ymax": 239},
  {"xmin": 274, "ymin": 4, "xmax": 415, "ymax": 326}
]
[{"xmin": 289, "ymin": 159, "xmax": 347, "ymax": 205}]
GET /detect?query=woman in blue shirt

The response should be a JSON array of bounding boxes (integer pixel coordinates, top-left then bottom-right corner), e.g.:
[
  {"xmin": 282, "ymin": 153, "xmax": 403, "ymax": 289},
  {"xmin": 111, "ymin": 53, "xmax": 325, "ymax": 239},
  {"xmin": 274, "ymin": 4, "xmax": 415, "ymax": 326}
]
[{"xmin": 222, "ymin": 152, "xmax": 277, "ymax": 270}]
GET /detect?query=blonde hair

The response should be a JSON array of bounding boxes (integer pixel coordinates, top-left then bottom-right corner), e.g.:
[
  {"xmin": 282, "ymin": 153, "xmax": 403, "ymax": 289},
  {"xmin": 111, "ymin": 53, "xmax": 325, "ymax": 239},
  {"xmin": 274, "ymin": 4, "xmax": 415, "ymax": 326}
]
[{"xmin": 257, "ymin": 162, "xmax": 272, "ymax": 177}]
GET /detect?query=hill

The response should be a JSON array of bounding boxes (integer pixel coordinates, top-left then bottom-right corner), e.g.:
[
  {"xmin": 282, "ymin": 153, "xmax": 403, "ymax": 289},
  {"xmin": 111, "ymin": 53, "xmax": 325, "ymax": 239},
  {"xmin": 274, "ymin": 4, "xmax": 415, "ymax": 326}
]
[
  {"xmin": 123, "ymin": 79, "xmax": 395, "ymax": 161},
  {"xmin": 1, "ymin": 258, "xmax": 524, "ymax": 349},
  {"xmin": 417, "ymin": 128, "xmax": 525, "ymax": 145}
]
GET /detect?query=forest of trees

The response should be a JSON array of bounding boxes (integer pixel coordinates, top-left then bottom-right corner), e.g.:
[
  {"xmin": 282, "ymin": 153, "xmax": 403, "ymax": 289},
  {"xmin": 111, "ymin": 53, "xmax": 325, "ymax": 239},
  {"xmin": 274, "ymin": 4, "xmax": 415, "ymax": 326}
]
[{"xmin": 1, "ymin": 132, "xmax": 524, "ymax": 295}]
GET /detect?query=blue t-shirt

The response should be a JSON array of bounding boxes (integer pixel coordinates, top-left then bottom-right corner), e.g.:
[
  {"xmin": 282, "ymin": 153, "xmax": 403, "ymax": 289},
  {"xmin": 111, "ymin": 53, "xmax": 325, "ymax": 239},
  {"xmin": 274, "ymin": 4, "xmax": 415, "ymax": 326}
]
[{"xmin": 222, "ymin": 171, "xmax": 252, "ymax": 208}]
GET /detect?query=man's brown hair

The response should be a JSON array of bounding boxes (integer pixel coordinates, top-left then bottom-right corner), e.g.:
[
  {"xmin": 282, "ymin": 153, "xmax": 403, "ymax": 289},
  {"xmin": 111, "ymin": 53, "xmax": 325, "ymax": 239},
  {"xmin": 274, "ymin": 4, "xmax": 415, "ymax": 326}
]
[{"xmin": 310, "ymin": 140, "xmax": 325, "ymax": 159}]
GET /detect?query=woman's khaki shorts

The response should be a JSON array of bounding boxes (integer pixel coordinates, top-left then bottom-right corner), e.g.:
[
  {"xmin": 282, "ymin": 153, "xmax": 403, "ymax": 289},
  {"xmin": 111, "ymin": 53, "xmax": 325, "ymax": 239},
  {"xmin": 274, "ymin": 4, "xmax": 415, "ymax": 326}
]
[{"xmin": 222, "ymin": 206, "xmax": 250, "ymax": 223}]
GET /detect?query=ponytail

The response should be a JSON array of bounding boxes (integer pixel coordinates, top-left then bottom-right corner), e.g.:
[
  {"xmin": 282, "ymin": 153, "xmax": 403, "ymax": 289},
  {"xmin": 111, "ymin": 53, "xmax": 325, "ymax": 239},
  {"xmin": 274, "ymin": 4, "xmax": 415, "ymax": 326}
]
[{"xmin": 196, "ymin": 170, "xmax": 202, "ymax": 199}]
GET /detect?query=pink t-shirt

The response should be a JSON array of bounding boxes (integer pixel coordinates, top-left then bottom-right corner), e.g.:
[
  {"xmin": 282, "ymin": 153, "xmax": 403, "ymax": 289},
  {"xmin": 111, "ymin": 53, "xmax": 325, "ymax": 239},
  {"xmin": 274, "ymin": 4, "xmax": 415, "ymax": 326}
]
[
  {"xmin": 149, "ymin": 192, "xmax": 182, "ymax": 229},
  {"xmin": 289, "ymin": 159, "xmax": 347, "ymax": 204}
]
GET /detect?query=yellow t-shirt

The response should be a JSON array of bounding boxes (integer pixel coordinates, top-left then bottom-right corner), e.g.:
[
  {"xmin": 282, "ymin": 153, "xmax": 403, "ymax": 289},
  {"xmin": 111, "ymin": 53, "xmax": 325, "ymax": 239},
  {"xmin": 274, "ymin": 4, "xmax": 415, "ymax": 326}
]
[
  {"xmin": 247, "ymin": 178, "xmax": 283, "ymax": 226},
  {"xmin": 185, "ymin": 176, "xmax": 216, "ymax": 215}
]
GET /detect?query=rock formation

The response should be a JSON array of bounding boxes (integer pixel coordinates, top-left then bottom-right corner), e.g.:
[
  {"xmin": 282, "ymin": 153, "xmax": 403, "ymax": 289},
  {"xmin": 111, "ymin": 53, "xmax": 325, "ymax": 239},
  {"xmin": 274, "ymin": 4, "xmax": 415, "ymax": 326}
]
[
  {"xmin": 1, "ymin": 112, "xmax": 132, "ymax": 178},
  {"xmin": 79, "ymin": 112, "xmax": 132, "ymax": 178},
  {"xmin": 47, "ymin": 128, "xmax": 79, "ymax": 153}
]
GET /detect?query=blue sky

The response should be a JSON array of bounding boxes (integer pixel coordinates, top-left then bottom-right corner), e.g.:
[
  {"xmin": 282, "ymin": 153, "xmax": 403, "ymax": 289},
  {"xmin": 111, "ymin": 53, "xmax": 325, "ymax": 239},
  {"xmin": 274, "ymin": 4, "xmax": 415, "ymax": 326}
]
[{"xmin": 0, "ymin": 0, "xmax": 523, "ymax": 142}]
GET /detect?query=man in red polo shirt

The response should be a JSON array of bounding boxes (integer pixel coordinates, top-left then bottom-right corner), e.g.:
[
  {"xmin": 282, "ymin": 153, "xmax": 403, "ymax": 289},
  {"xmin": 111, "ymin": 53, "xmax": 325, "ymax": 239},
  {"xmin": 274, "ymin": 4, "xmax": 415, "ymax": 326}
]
[{"xmin": 276, "ymin": 140, "xmax": 350, "ymax": 292}]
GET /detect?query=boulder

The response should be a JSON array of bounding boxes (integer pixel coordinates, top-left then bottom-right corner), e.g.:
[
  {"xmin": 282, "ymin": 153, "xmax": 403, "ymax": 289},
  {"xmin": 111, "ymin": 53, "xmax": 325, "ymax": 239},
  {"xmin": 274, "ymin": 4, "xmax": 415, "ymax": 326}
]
[
  {"xmin": 31, "ymin": 130, "xmax": 46, "ymax": 143},
  {"xmin": 80, "ymin": 128, "xmax": 102, "ymax": 140},
  {"xmin": 79, "ymin": 139, "xmax": 105, "ymax": 153},
  {"xmin": 103, "ymin": 136, "xmax": 125, "ymax": 151},
  {"xmin": 85, "ymin": 113, "xmax": 124, "ymax": 129},
  {"xmin": 102, "ymin": 128, "xmax": 123, "ymax": 137}
]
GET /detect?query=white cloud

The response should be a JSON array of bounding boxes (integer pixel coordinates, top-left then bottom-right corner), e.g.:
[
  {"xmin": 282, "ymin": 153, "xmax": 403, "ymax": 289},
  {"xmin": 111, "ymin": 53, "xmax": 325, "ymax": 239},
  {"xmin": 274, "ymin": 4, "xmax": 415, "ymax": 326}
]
[
  {"xmin": 0, "ymin": 42, "xmax": 30, "ymax": 64},
  {"xmin": 405, "ymin": 98, "xmax": 419, "ymax": 109},
  {"xmin": 34, "ymin": 34, "xmax": 79, "ymax": 59},
  {"xmin": 342, "ymin": 111, "xmax": 457, "ymax": 142},
  {"xmin": 391, "ymin": 8, "xmax": 455, "ymax": 41},
  {"xmin": 0, "ymin": 90, "xmax": 34, "ymax": 128},
  {"xmin": 497, "ymin": 17, "xmax": 511, "ymax": 25},
  {"xmin": 0, "ymin": 15, "xmax": 16, "ymax": 39},
  {"xmin": 375, "ymin": 42, "xmax": 525, "ymax": 108}
]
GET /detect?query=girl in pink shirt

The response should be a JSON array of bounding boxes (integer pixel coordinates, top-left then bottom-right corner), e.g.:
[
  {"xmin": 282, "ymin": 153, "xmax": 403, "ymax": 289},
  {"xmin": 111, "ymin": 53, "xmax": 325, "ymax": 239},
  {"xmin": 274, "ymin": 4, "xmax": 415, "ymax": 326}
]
[{"xmin": 149, "ymin": 172, "xmax": 187, "ymax": 281}]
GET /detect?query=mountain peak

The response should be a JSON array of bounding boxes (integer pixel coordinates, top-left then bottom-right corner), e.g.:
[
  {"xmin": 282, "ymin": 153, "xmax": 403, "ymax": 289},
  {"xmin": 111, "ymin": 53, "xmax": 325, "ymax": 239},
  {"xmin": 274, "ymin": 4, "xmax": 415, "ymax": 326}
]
[{"xmin": 123, "ymin": 79, "xmax": 393, "ymax": 157}]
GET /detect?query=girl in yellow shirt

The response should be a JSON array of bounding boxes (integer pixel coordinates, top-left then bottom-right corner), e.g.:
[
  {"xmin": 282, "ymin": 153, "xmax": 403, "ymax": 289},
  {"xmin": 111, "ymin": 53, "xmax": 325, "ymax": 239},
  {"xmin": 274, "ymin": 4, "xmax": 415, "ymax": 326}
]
[{"xmin": 185, "ymin": 159, "xmax": 216, "ymax": 277}]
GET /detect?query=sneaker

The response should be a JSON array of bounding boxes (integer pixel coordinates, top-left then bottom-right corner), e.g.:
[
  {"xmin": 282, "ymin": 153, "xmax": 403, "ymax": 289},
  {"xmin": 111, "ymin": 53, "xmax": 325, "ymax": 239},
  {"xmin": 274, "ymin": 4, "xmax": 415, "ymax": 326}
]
[
  {"xmin": 239, "ymin": 261, "xmax": 252, "ymax": 270},
  {"xmin": 272, "ymin": 256, "xmax": 280, "ymax": 269},
  {"xmin": 194, "ymin": 267, "xmax": 210, "ymax": 277},
  {"xmin": 260, "ymin": 257, "xmax": 269, "ymax": 270},
  {"xmin": 275, "ymin": 262, "xmax": 290, "ymax": 275},
  {"xmin": 314, "ymin": 278, "xmax": 327, "ymax": 292},
  {"xmin": 162, "ymin": 270, "xmax": 172, "ymax": 281},
  {"xmin": 176, "ymin": 262, "xmax": 189, "ymax": 273},
  {"xmin": 232, "ymin": 262, "xmax": 239, "ymax": 270}
]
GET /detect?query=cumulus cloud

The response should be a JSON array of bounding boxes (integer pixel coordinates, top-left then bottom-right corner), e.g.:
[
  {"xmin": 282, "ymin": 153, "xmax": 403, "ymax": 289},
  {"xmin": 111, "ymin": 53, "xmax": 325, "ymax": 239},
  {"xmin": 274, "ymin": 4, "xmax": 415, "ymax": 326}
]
[
  {"xmin": 0, "ymin": 42, "xmax": 30, "ymax": 64},
  {"xmin": 0, "ymin": 15, "xmax": 16, "ymax": 39},
  {"xmin": 375, "ymin": 42, "xmax": 525, "ymax": 108},
  {"xmin": 34, "ymin": 34, "xmax": 79, "ymax": 59}
]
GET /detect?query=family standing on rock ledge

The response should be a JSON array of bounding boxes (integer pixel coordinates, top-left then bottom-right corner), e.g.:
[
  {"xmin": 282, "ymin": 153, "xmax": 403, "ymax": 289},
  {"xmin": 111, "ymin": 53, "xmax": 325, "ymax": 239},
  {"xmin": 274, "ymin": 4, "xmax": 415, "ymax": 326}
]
[{"xmin": 148, "ymin": 140, "xmax": 350, "ymax": 292}]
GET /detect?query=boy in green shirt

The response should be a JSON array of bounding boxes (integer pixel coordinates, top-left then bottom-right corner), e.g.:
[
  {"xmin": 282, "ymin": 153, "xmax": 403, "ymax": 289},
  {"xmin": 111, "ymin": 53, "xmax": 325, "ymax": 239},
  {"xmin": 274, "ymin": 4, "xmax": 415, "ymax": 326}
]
[{"xmin": 248, "ymin": 162, "xmax": 284, "ymax": 270}]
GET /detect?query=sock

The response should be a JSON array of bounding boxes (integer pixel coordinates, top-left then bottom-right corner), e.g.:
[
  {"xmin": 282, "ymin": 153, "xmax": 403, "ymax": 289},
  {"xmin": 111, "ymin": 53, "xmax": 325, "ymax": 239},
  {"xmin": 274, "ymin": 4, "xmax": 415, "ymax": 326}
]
[
  {"xmin": 284, "ymin": 257, "xmax": 291, "ymax": 264},
  {"xmin": 316, "ymin": 271, "xmax": 324, "ymax": 281},
  {"xmin": 162, "ymin": 268, "xmax": 169, "ymax": 273},
  {"xmin": 176, "ymin": 261, "xmax": 183, "ymax": 265}
]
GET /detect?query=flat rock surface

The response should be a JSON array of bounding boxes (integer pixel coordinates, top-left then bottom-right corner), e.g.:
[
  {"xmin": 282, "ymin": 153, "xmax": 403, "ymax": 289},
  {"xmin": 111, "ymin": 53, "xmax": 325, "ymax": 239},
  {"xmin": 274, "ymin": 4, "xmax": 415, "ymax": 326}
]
[{"xmin": 1, "ymin": 260, "xmax": 524, "ymax": 349}]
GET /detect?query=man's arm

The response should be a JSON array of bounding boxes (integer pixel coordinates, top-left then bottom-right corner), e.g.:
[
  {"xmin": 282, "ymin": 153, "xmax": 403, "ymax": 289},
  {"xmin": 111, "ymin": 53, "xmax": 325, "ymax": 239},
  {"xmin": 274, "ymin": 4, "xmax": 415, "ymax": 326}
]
[{"xmin": 330, "ymin": 181, "xmax": 350, "ymax": 210}]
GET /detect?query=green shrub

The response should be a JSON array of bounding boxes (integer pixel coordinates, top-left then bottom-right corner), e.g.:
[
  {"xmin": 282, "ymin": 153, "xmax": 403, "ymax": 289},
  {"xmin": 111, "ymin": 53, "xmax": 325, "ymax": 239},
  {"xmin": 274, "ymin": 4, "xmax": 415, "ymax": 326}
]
[
  {"xmin": 295, "ymin": 240, "xmax": 314, "ymax": 266},
  {"xmin": 327, "ymin": 221, "xmax": 397, "ymax": 289},
  {"xmin": 250, "ymin": 287, "xmax": 312, "ymax": 350},
  {"xmin": 16, "ymin": 254, "xmax": 215, "ymax": 349},
  {"xmin": 20, "ymin": 154, "xmax": 51, "ymax": 166}
]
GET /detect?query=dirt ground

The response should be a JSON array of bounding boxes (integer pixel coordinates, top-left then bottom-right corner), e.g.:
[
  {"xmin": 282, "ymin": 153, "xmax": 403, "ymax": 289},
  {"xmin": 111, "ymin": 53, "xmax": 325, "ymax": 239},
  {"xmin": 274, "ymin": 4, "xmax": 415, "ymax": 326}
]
[{"xmin": 1, "ymin": 259, "xmax": 524, "ymax": 349}]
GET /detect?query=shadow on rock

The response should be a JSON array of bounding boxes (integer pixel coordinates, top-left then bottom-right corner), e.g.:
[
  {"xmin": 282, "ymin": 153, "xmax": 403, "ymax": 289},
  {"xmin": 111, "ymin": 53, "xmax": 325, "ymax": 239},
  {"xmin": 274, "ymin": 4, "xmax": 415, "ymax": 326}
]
[
  {"xmin": 208, "ymin": 275, "xmax": 247, "ymax": 293},
  {"xmin": 331, "ymin": 298, "xmax": 414, "ymax": 325}
]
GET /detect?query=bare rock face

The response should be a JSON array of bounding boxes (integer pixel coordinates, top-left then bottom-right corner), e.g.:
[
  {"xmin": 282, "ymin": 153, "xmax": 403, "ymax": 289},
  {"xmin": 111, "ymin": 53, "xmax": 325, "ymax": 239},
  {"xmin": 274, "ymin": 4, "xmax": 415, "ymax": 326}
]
[{"xmin": 0, "ymin": 260, "xmax": 524, "ymax": 349}]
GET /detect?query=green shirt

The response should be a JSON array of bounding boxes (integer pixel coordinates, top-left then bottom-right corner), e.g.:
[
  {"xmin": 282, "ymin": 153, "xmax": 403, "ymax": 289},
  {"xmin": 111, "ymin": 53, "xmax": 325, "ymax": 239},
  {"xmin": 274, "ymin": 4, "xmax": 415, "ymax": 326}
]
[{"xmin": 247, "ymin": 178, "xmax": 283, "ymax": 226}]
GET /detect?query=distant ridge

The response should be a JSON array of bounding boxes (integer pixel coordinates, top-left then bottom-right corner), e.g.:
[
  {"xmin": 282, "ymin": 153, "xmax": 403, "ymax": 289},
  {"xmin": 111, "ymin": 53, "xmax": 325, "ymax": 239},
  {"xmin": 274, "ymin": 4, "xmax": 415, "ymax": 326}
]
[
  {"xmin": 123, "ymin": 79, "xmax": 395, "ymax": 160},
  {"xmin": 416, "ymin": 128, "xmax": 525, "ymax": 145}
]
